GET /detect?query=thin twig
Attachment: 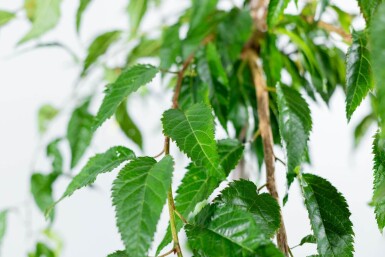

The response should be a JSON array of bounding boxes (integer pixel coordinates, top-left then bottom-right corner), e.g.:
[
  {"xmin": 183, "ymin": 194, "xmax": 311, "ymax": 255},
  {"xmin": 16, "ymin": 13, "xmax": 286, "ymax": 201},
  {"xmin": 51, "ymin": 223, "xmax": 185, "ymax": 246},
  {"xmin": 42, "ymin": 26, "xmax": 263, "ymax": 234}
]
[
  {"xmin": 275, "ymin": 155, "xmax": 287, "ymax": 166},
  {"xmin": 157, "ymin": 248, "xmax": 176, "ymax": 257},
  {"xmin": 257, "ymin": 184, "xmax": 267, "ymax": 192},
  {"xmin": 303, "ymin": 16, "xmax": 352, "ymax": 43},
  {"xmin": 152, "ymin": 149, "xmax": 165, "ymax": 158}
]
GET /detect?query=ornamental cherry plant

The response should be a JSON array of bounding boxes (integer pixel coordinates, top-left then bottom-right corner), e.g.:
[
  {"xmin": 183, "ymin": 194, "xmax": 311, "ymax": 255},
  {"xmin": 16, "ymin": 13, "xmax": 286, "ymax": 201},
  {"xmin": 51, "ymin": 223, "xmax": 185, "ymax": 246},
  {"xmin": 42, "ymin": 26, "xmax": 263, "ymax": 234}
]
[{"xmin": 1, "ymin": 0, "xmax": 385, "ymax": 256}]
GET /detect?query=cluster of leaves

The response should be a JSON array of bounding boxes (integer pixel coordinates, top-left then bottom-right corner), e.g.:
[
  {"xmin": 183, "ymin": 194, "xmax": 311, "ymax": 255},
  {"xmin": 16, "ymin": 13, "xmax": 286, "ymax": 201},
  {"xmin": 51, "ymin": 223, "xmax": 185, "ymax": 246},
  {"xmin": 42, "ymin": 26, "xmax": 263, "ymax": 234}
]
[{"xmin": 0, "ymin": 0, "xmax": 385, "ymax": 256}]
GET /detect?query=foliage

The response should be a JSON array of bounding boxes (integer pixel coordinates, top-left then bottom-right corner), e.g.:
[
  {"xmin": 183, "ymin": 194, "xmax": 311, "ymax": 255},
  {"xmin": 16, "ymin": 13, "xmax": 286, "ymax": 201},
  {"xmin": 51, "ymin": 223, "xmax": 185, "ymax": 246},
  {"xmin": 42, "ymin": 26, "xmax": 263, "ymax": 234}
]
[{"xmin": 1, "ymin": 0, "xmax": 384, "ymax": 256}]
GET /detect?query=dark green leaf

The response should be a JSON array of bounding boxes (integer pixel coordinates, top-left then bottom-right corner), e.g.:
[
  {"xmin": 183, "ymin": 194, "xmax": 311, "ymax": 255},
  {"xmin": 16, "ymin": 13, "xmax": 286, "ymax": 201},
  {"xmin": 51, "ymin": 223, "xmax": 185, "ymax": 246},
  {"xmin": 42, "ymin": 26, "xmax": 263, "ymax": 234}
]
[
  {"xmin": 112, "ymin": 156, "xmax": 173, "ymax": 256},
  {"xmin": 162, "ymin": 103, "xmax": 224, "ymax": 178},
  {"xmin": 277, "ymin": 84, "xmax": 312, "ymax": 185},
  {"xmin": 178, "ymin": 75, "xmax": 210, "ymax": 111},
  {"xmin": 46, "ymin": 138, "xmax": 63, "ymax": 174},
  {"xmin": 76, "ymin": 0, "xmax": 92, "ymax": 33},
  {"xmin": 31, "ymin": 172, "xmax": 58, "ymax": 221},
  {"xmin": 217, "ymin": 139, "xmax": 244, "ymax": 175},
  {"xmin": 82, "ymin": 30, "xmax": 122, "ymax": 76},
  {"xmin": 115, "ymin": 101, "xmax": 143, "ymax": 149},
  {"xmin": 369, "ymin": 2, "xmax": 385, "ymax": 137},
  {"xmin": 371, "ymin": 133, "xmax": 385, "ymax": 230},
  {"xmin": 186, "ymin": 204, "xmax": 283, "ymax": 257},
  {"xmin": 19, "ymin": 0, "xmax": 61, "ymax": 44},
  {"xmin": 0, "ymin": 10, "xmax": 16, "ymax": 26},
  {"xmin": 94, "ymin": 64, "xmax": 158, "ymax": 129},
  {"xmin": 159, "ymin": 24, "xmax": 181, "ymax": 70},
  {"xmin": 346, "ymin": 30, "xmax": 372, "ymax": 121},
  {"xmin": 60, "ymin": 146, "xmax": 135, "ymax": 200},
  {"xmin": 127, "ymin": 0, "xmax": 148, "ymax": 36},
  {"xmin": 67, "ymin": 101, "xmax": 94, "ymax": 168},
  {"xmin": 38, "ymin": 104, "xmax": 58, "ymax": 134},
  {"xmin": 300, "ymin": 173, "xmax": 354, "ymax": 257},
  {"xmin": 215, "ymin": 180, "xmax": 281, "ymax": 238},
  {"xmin": 299, "ymin": 234, "xmax": 317, "ymax": 246},
  {"xmin": 107, "ymin": 250, "xmax": 128, "ymax": 257},
  {"xmin": 267, "ymin": 0, "xmax": 290, "ymax": 28},
  {"xmin": 0, "ymin": 210, "xmax": 7, "ymax": 246},
  {"xmin": 357, "ymin": 0, "xmax": 382, "ymax": 24}
]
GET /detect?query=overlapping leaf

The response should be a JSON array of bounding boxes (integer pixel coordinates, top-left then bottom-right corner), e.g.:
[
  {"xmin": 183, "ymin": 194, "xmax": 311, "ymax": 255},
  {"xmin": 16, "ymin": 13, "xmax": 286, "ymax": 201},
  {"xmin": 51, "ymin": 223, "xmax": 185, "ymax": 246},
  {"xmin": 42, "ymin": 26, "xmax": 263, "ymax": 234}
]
[
  {"xmin": 300, "ymin": 173, "xmax": 354, "ymax": 257},
  {"xmin": 19, "ymin": 0, "xmax": 61, "ymax": 44},
  {"xmin": 162, "ymin": 103, "xmax": 224, "ymax": 178},
  {"xmin": 277, "ymin": 84, "xmax": 312, "ymax": 185},
  {"xmin": 159, "ymin": 24, "xmax": 181, "ymax": 70},
  {"xmin": 217, "ymin": 139, "xmax": 244, "ymax": 175},
  {"xmin": 112, "ymin": 156, "xmax": 173, "ymax": 256},
  {"xmin": 371, "ymin": 133, "xmax": 385, "ymax": 230},
  {"xmin": 94, "ymin": 64, "xmax": 158, "ymax": 129},
  {"xmin": 345, "ymin": 30, "xmax": 372, "ymax": 121}
]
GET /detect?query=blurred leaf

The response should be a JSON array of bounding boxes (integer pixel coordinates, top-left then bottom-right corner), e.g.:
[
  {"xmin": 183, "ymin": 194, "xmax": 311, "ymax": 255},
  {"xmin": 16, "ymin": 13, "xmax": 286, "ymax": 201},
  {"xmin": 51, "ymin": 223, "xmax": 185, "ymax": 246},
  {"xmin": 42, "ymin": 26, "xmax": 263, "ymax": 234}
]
[
  {"xmin": 82, "ymin": 30, "xmax": 122, "ymax": 76},
  {"xmin": 24, "ymin": 0, "xmax": 37, "ymax": 21},
  {"xmin": 38, "ymin": 104, "xmax": 58, "ymax": 134},
  {"xmin": 178, "ymin": 75, "xmax": 210, "ymax": 111},
  {"xmin": 31, "ymin": 172, "xmax": 58, "ymax": 221},
  {"xmin": 115, "ymin": 101, "xmax": 143, "ymax": 149},
  {"xmin": 300, "ymin": 173, "xmax": 354, "ymax": 257},
  {"xmin": 28, "ymin": 242, "xmax": 56, "ymax": 257},
  {"xmin": 127, "ymin": 0, "xmax": 147, "ymax": 36},
  {"xmin": 0, "ymin": 10, "xmax": 16, "ymax": 27},
  {"xmin": 19, "ymin": 0, "xmax": 61, "ymax": 44},
  {"xmin": 67, "ymin": 101, "xmax": 94, "ymax": 168},
  {"xmin": 126, "ymin": 37, "xmax": 161, "ymax": 66},
  {"xmin": 316, "ymin": 0, "xmax": 330, "ymax": 20},
  {"xmin": 357, "ymin": 0, "xmax": 382, "ymax": 24},
  {"xmin": 0, "ymin": 210, "xmax": 7, "ymax": 247},
  {"xmin": 94, "ymin": 64, "xmax": 158, "ymax": 129},
  {"xmin": 331, "ymin": 5, "xmax": 352, "ymax": 33},
  {"xmin": 46, "ymin": 138, "xmax": 63, "ymax": 174},
  {"xmin": 159, "ymin": 24, "xmax": 181, "ymax": 70},
  {"xmin": 76, "ymin": 0, "xmax": 92, "ymax": 33},
  {"xmin": 299, "ymin": 234, "xmax": 317, "ymax": 246},
  {"xmin": 353, "ymin": 112, "xmax": 375, "ymax": 147},
  {"xmin": 267, "ymin": 0, "xmax": 290, "ymax": 28},
  {"xmin": 346, "ymin": 30, "xmax": 372, "ymax": 121},
  {"xmin": 112, "ymin": 156, "xmax": 173, "ymax": 256}
]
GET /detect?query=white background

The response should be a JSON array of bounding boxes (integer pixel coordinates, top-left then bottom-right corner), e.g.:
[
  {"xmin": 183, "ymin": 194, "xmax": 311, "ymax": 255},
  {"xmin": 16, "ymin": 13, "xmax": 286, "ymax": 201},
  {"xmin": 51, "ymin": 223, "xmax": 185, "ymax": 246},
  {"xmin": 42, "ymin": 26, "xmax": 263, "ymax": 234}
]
[{"xmin": 0, "ymin": 0, "xmax": 384, "ymax": 256}]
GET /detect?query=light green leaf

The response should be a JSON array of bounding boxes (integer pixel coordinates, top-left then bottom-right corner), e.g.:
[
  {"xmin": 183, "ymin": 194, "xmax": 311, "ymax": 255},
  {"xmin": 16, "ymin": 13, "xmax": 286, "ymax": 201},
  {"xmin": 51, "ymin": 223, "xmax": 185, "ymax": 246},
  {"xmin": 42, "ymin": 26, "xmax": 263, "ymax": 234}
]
[
  {"xmin": 0, "ymin": 210, "xmax": 7, "ymax": 246},
  {"xmin": 370, "ymin": 2, "xmax": 385, "ymax": 138},
  {"xmin": 107, "ymin": 251, "xmax": 128, "ymax": 257},
  {"xmin": 277, "ymin": 84, "xmax": 312, "ymax": 185},
  {"xmin": 300, "ymin": 173, "xmax": 354, "ymax": 257},
  {"xmin": 82, "ymin": 30, "xmax": 122, "ymax": 76},
  {"xmin": 19, "ymin": 0, "xmax": 61, "ymax": 44},
  {"xmin": 94, "ymin": 64, "xmax": 158, "ymax": 129},
  {"xmin": 31, "ymin": 172, "xmax": 58, "ymax": 221},
  {"xmin": 38, "ymin": 104, "xmax": 58, "ymax": 134},
  {"xmin": 162, "ymin": 103, "xmax": 224, "ymax": 178},
  {"xmin": 127, "ymin": 0, "xmax": 148, "ymax": 36},
  {"xmin": 112, "ymin": 156, "xmax": 173, "ymax": 256},
  {"xmin": 76, "ymin": 0, "xmax": 92, "ymax": 33},
  {"xmin": 126, "ymin": 37, "xmax": 161, "ymax": 66},
  {"xmin": 186, "ymin": 204, "xmax": 284, "ymax": 257},
  {"xmin": 0, "ymin": 10, "xmax": 16, "ymax": 27},
  {"xmin": 115, "ymin": 101, "xmax": 143, "ymax": 149},
  {"xmin": 60, "ymin": 146, "xmax": 134, "ymax": 200},
  {"xmin": 24, "ymin": 0, "xmax": 37, "ymax": 21},
  {"xmin": 206, "ymin": 42, "xmax": 229, "ymax": 88},
  {"xmin": 267, "ymin": 0, "xmax": 290, "ymax": 28},
  {"xmin": 357, "ymin": 0, "xmax": 382, "ymax": 24},
  {"xmin": 217, "ymin": 139, "xmax": 244, "ymax": 175},
  {"xmin": 67, "ymin": 101, "xmax": 94, "ymax": 168},
  {"xmin": 345, "ymin": 30, "xmax": 372, "ymax": 121},
  {"xmin": 371, "ymin": 132, "xmax": 385, "ymax": 230},
  {"xmin": 215, "ymin": 180, "xmax": 281, "ymax": 238},
  {"xmin": 46, "ymin": 138, "xmax": 63, "ymax": 174}
]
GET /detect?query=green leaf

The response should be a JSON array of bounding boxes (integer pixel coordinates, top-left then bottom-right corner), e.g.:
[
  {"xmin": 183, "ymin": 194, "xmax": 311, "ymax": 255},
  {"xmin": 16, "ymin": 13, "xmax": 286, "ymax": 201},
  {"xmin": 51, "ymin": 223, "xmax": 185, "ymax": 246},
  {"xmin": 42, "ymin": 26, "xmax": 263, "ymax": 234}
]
[
  {"xmin": 94, "ymin": 64, "xmax": 158, "ymax": 129},
  {"xmin": 112, "ymin": 156, "xmax": 173, "ymax": 256},
  {"xmin": 354, "ymin": 112, "xmax": 375, "ymax": 147},
  {"xmin": 267, "ymin": 0, "xmax": 290, "ymax": 28},
  {"xmin": 115, "ymin": 101, "xmax": 143, "ymax": 149},
  {"xmin": 357, "ymin": 0, "xmax": 382, "ymax": 24},
  {"xmin": 60, "ymin": 146, "xmax": 134, "ymax": 201},
  {"xmin": 127, "ymin": 0, "xmax": 148, "ymax": 36},
  {"xmin": 159, "ymin": 24, "xmax": 181, "ymax": 70},
  {"xmin": 299, "ymin": 234, "xmax": 317, "ymax": 246},
  {"xmin": 214, "ymin": 180, "xmax": 281, "ymax": 238},
  {"xmin": 217, "ymin": 139, "xmax": 244, "ymax": 175},
  {"xmin": 67, "ymin": 101, "xmax": 94, "ymax": 168},
  {"xmin": 0, "ymin": 10, "xmax": 16, "ymax": 27},
  {"xmin": 38, "ymin": 104, "xmax": 58, "ymax": 134},
  {"xmin": 206, "ymin": 42, "xmax": 229, "ymax": 88},
  {"xmin": 156, "ymin": 164, "xmax": 222, "ymax": 255},
  {"xmin": 277, "ymin": 84, "xmax": 312, "ymax": 185},
  {"xmin": 371, "ymin": 133, "xmax": 385, "ymax": 230},
  {"xmin": 19, "ymin": 0, "xmax": 61, "ymax": 44},
  {"xmin": 76, "ymin": 0, "xmax": 92, "ymax": 33},
  {"xmin": 24, "ymin": 0, "xmax": 37, "ymax": 21},
  {"xmin": 82, "ymin": 30, "xmax": 122, "ymax": 76},
  {"xmin": 31, "ymin": 172, "xmax": 58, "ymax": 221},
  {"xmin": 299, "ymin": 173, "xmax": 354, "ymax": 257},
  {"xmin": 189, "ymin": 0, "xmax": 218, "ymax": 33},
  {"xmin": 126, "ymin": 37, "xmax": 161, "ymax": 66},
  {"xmin": 28, "ymin": 242, "xmax": 56, "ymax": 257},
  {"xmin": 370, "ymin": 2, "xmax": 385, "ymax": 137},
  {"xmin": 186, "ymin": 204, "xmax": 283, "ymax": 257},
  {"xmin": 162, "ymin": 103, "xmax": 224, "ymax": 178},
  {"xmin": 0, "ymin": 210, "xmax": 7, "ymax": 247},
  {"xmin": 345, "ymin": 30, "xmax": 372, "ymax": 121},
  {"xmin": 107, "ymin": 251, "xmax": 128, "ymax": 257},
  {"xmin": 46, "ymin": 138, "xmax": 63, "ymax": 174},
  {"xmin": 178, "ymin": 75, "xmax": 210, "ymax": 111}
]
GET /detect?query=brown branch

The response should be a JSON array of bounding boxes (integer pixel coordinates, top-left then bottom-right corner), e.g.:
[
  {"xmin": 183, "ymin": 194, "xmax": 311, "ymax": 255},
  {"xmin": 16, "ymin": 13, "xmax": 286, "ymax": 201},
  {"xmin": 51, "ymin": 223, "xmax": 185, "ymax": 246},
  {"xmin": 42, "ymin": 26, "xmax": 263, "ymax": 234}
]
[
  {"xmin": 303, "ymin": 16, "xmax": 352, "ymax": 43},
  {"xmin": 157, "ymin": 248, "xmax": 176, "ymax": 257}
]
